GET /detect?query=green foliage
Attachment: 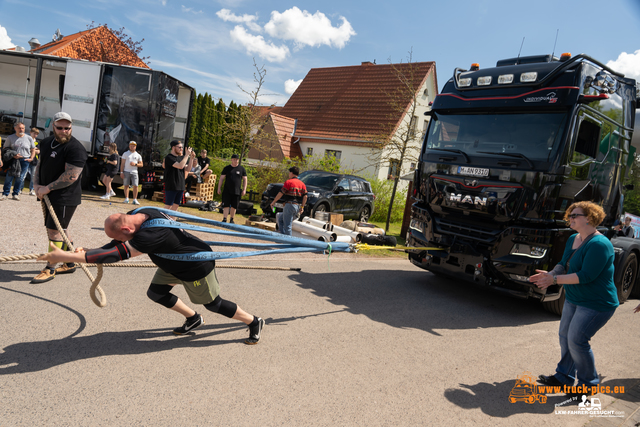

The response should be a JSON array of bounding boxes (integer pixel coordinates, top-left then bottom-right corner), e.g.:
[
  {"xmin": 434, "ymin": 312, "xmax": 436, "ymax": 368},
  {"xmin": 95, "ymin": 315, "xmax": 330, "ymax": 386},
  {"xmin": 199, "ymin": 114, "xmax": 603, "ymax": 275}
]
[
  {"xmin": 622, "ymin": 155, "xmax": 640, "ymax": 217},
  {"xmin": 367, "ymin": 178, "xmax": 407, "ymax": 223}
]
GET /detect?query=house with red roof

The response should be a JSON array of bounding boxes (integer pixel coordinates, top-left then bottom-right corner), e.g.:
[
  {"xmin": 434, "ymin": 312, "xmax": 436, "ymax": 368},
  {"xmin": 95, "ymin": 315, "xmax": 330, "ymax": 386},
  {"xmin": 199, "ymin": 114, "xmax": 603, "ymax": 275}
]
[
  {"xmin": 29, "ymin": 26, "xmax": 149, "ymax": 69},
  {"xmin": 249, "ymin": 60, "xmax": 437, "ymax": 182}
]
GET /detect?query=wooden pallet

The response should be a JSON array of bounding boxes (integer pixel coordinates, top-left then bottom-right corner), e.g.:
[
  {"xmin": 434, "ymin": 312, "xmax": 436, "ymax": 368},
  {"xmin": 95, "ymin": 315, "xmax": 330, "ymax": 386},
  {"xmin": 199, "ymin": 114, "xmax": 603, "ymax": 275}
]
[{"xmin": 151, "ymin": 191, "xmax": 164, "ymax": 202}]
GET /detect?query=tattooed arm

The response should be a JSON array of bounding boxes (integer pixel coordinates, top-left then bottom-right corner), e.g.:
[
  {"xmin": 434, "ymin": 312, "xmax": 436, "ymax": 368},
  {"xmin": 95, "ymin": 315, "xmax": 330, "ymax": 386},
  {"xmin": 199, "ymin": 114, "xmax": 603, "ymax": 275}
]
[{"xmin": 35, "ymin": 163, "xmax": 83, "ymax": 198}]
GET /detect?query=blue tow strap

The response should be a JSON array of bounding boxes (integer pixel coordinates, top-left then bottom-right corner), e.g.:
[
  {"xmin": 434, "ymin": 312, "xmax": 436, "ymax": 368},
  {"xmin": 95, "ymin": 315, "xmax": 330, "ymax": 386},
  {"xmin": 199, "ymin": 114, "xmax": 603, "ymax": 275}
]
[{"xmin": 132, "ymin": 207, "xmax": 352, "ymax": 261}]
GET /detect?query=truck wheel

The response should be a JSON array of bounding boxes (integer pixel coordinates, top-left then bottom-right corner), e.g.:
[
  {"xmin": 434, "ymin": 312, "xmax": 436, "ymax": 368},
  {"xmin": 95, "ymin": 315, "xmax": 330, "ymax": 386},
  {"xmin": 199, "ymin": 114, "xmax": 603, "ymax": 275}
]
[
  {"xmin": 617, "ymin": 253, "xmax": 637, "ymax": 303},
  {"xmin": 541, "ymin": 287, "xmax": 565, "ymax": 316}
]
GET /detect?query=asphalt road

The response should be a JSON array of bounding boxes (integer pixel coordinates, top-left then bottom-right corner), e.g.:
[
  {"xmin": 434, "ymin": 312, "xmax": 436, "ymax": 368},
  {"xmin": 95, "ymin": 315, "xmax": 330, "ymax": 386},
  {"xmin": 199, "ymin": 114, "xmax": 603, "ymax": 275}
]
[{"xmin": 2, "ymin": 253, "xmax": 639, "ymax": 426}]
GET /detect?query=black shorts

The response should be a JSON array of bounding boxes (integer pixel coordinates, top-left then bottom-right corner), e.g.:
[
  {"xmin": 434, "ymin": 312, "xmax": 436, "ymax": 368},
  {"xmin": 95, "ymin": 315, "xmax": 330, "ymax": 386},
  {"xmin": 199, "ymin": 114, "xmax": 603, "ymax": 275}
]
[
  {"xmin": 43, "ymin": 203, "xmax": 78, "ymax": 230},
  {"xmin": 221, "ymin": 192, "xmax": 241, "ymax": 209}
]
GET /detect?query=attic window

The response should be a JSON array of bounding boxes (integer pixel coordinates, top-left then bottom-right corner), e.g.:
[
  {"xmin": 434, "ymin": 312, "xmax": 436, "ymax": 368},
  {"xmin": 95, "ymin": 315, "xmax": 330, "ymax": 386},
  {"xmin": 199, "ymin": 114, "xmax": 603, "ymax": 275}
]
[{"xmin": 307, "ymin": 147, "xmax": 313, "ymax": 156}]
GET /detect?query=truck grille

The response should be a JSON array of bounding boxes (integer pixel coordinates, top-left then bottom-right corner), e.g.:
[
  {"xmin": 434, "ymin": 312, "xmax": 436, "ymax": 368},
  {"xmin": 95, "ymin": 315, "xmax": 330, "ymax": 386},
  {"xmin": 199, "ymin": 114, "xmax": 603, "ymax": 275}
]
[{"xmin": 435, "ymin": 217, "xmax": 501, "ymax": 243}]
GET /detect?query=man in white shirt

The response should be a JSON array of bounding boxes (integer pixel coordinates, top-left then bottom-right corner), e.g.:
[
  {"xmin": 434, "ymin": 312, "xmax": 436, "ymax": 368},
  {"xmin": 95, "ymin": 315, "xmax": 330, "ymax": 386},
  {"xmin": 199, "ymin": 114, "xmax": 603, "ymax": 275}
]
[
  {"xmin": 1, "ymin": 122, "xmax": 36, "ymax": 201},
  {"xmin": 119, "ymin": 141, "xmax": 143, "ymax": 205}
]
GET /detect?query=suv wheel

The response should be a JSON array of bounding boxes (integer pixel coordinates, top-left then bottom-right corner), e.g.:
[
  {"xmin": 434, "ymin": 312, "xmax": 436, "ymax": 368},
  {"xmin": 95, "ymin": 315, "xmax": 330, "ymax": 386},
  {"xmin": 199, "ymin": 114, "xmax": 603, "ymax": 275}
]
[{"xmin": 359, "ymin": 206, "xmax": 371, "ymax": 222}]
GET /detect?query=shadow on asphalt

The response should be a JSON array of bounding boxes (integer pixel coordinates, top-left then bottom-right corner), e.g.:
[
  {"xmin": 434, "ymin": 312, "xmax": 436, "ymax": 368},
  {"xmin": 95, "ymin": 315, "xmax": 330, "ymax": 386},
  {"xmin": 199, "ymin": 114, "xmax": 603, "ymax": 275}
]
[
  {"xmin": 444, "ymin": 380, "xmax": 564, "ymax": 416},
  {"xmin": 289, "ymin": 268, "xmax": 558, "ymax": 335}
]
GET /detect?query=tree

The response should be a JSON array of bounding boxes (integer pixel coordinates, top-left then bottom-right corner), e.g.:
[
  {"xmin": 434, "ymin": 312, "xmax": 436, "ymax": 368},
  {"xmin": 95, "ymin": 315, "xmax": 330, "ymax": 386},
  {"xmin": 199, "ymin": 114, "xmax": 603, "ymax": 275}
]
[
  {"xmin": 86, "ymin": 22, "xmax": 150, "ymax": 64},
  {"xmin": 219, "ymin": 59, "xmax": 279, "ymax": 163},
  {"xmin": 366, "ymin": 51, "xmax": 429, "ymax": 232}
]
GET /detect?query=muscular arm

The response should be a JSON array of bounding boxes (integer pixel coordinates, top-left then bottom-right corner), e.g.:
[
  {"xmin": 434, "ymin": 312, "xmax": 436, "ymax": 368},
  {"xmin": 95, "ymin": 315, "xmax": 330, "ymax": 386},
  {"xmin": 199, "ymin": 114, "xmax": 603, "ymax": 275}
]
[
  {"xmin": 36, "ymin": 163, "xmax": 83, "ymax": 197},
  {"xmin": 38, "ymin": 240, "xmax": 143, "ymax": 265}
]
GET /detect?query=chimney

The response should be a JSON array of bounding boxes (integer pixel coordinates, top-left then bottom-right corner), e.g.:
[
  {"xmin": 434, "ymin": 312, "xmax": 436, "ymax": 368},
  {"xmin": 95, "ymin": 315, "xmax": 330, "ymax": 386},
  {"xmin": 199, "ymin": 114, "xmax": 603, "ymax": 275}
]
[
  {"xmin": 361, "ymin": 61, "xmax": 374, "ymax": 66},
  {"xmin": 28, "ymin": 38, "xmax": 41, "ymax": 50}
]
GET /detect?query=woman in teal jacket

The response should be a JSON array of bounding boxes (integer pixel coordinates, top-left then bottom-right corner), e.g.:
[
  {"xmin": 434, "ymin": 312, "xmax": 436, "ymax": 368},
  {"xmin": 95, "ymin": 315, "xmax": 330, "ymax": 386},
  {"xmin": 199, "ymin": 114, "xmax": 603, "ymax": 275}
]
[{"xmin": 530, "ymin": 201, "xmax": 619, "ymax": 395}]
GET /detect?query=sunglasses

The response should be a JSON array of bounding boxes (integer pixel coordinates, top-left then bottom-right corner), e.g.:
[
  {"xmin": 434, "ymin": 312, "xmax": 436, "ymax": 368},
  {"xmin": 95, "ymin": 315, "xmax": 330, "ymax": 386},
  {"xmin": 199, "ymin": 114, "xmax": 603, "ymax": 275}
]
[
  {"xmin": 55, "ymin": 126, "xmax": 71, "ymax": 131},
  {"xmin": 567, "ymin": 213, "xmax": 586, "ymax": 219}
]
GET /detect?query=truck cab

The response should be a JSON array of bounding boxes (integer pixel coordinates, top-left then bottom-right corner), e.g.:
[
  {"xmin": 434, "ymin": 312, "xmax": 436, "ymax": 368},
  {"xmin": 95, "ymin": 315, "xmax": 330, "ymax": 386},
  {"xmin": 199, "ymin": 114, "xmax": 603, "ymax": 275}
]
[{"xmin": 407, "ymin": 53, "xmax": 640, "ymax": 314}]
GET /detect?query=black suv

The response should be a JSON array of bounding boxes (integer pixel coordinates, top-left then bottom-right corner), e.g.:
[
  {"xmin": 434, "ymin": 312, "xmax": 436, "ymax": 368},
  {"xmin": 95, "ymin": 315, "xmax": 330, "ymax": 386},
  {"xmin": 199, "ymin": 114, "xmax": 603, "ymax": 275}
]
[{"xmin": 260, "ymin": 170, "xmax": 376, "ymax": 222}]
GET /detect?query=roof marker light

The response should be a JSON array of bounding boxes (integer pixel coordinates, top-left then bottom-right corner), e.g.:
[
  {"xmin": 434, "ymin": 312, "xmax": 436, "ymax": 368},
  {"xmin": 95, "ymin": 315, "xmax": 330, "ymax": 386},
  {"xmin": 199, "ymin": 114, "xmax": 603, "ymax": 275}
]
[
  {"xmin": 498, "ymin": 74, "xmax": 514, "ymax": 84},
  {"xmin": 560, "ymin": 52, "xmax": 572, "ymax": 61},
  {"xmin": 470, "ymin": 63, "xmax": 480, "ymax": 71},
  {"xmin": 520, "ymin": 72, "xmax": 537, "ymax": 83},
  {"xmin": 459, "ymin": 77, "xmax": 472, "ymax": 87},
  {"xmin": 477, "ymin": 76, "xmax": 492, "ymax": 86}
]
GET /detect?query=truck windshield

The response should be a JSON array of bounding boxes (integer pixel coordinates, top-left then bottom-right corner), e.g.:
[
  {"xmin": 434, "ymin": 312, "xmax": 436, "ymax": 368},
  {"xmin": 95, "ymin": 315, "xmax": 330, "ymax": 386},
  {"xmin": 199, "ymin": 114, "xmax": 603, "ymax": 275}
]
[{"xmin": 425, "ymin": 112, "xmax": 568, "ymax": 162}]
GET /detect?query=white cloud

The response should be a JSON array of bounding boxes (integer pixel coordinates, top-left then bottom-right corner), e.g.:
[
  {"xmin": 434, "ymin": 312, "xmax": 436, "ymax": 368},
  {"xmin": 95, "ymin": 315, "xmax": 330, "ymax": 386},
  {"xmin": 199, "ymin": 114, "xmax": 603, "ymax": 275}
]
[
  {"xmin": 230, "ymin": 26, "xmax": 289, "ymax": 62},
  {"xmin": 606, "ymin": 50, "xmax": 640, "ymax": 81},
  {"xmin": 0, "ymin": 25, "xmax": 15, "ymax": 50},
  {"xmin": 182, "ymin": 5, "xmax": 203, "ymax": 14},
  {"xmin": 284, "ymin": 78, "xmax": 302, "ymax": 94},
  {"xmin": 264, "ymin": 7, "xmax": 355, "ymax": 49},
  {"xmin": 217, "ymin": 9, "xmax": 261, "ymax": 32}
]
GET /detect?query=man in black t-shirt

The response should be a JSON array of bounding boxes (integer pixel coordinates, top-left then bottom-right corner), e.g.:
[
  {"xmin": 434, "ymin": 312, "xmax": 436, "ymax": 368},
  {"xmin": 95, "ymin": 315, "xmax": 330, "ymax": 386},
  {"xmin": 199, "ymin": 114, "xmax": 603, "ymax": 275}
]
[
  {"xmin": 163, "ymin": 140, "xmax": 192, "ymax": 211},
  {"xmin": 217, "ymin": 154, "xmax": 247, "ymax": 223},
  {"xmin": 38, "ymin": 207, "xmax": 265, "ymax": 344},
  {"xmin": 197, "ymin": 149, "xmax": 213, "ymax": 182},
  {"xmin": 32, "ymin": 112, "xmax": 88, "ymax": 284}
]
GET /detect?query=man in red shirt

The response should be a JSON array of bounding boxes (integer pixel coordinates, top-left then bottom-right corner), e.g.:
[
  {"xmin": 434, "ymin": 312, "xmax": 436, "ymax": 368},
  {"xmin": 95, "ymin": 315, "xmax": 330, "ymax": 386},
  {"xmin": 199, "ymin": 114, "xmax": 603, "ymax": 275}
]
[{"xmin": 270, "ymin": 166, "xmax": 307, "ymax": 235}]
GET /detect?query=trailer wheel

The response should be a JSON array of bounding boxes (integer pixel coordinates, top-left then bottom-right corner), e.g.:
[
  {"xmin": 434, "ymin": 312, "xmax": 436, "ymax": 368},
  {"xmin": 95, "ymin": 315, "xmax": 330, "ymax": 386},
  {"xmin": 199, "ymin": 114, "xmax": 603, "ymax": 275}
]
[
  {"xmin": 617, "ymin": 252, "xmax": 637, "ymax": 303},
  {"xmin": 541, "ymin": 287, "xmax": 565, "ymax": 316}
]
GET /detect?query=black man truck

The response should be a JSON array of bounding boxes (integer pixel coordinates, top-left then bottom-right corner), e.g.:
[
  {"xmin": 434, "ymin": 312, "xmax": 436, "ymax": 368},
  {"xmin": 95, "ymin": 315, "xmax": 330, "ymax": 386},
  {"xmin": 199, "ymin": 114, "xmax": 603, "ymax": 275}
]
[
  {"xmin": 406, "ymin": 53, "xmax": 640, "ymax": 314},
  {"xmin": 0, "ymin": 49, "xmax": 194, "ymax": 194}
]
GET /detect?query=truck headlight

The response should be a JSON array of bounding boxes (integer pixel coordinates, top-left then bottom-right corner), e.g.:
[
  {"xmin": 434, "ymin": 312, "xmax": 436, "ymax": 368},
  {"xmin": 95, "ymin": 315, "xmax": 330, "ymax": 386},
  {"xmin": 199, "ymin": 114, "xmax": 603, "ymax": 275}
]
[
  {"xmin": 409, "ymin": 218, "xmax": 425, "ymax": 234},
  {"xmin": 510, "ymin": 243, "xmax": 547, "ymax": 259}
]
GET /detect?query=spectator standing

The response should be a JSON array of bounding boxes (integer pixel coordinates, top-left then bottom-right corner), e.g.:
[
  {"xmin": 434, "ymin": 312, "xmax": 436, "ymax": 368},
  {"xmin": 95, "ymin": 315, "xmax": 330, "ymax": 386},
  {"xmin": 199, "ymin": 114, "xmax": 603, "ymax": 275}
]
[
  {"xmin": 614, "ymin": 217, "xmax": 635, "ymax": 238},
  {"xmin": 100, "ymin": 142, "xmax": 119, "ymax": 200},
  {"xmin": 197, "ymin": 149, "xmax": 213, "ymax": 182},
  {"xmin": 530, "ymin": 201, "xmax": 618, "ymax": 398},
  {"xmin": 119, "ymin": 141, "xmax": 143, "ymax": 205},
  {"xmin": 31, "ymin": 112, "xmax": 87, "ymax": 283},
  {"xmin": 1, "ymin": 122, "xmax": 35, "ymax": 201},
  {"xmin": 164, "ymin": 140, "xmax": 192, "ymax": 211},
  {"xmin": 269, "ymin": 166, "xmax": 307, "ymax": 235},
  {"xmin": 27, "ymin": 127, "xmax": 40, "ymax": 196},
  {"xmin": 217, "ymin": 154, "xmax": 247, "ymax": 223}
]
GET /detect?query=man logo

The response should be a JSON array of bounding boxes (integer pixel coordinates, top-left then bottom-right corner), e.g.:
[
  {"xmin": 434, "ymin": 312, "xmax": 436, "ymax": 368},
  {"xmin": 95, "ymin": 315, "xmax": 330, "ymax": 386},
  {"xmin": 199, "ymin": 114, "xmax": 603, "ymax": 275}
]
[
  {"xmin": 465, "ymin": 179, "xmax": 478, "ymax": 187},
  {"xmin": 449, "ymin": 193, "xmax": 487, "ymax": 206}
]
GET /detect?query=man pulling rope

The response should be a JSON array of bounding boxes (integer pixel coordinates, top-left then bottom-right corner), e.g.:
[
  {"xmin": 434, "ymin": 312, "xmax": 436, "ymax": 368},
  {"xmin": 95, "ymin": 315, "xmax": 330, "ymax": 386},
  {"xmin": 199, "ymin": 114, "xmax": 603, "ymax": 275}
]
[{"xmin": 39, "ymin": 207, "xmax": 265, "ymax": 344}]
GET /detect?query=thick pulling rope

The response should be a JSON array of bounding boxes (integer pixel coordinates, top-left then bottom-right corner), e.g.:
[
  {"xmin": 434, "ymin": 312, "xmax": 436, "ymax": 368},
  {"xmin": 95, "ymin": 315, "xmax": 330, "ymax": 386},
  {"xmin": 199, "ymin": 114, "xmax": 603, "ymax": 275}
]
[
  {"xmin": 0, "ymin": 253, "xmax": 301, "ymax": 271},
  {"xmin": 42, "ymin": 195, "xmax": 107, "ymax": 307}
]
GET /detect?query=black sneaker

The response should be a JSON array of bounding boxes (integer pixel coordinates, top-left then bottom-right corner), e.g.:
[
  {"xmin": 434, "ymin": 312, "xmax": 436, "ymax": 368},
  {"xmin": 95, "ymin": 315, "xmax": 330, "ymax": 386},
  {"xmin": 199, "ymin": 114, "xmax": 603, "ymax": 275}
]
[
  {"xmin": 222, "ymin": 218, "xmax": 227, "ymax": 223},
  {"xmin": 245, "ymin": 317, "xmax": 264, "ymax": 345},
  {"xmin": 229, "ymin": 218, "xmax": 234, "ymax": 224},
  {"xmin": 173, "ymin": 313, "xmax": 204, "ymax": 335}
]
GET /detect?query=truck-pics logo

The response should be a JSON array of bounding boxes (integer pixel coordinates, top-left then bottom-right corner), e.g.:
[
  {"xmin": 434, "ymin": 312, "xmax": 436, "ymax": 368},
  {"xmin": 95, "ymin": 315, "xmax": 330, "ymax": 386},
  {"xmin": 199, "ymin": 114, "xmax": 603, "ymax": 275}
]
[
  {"xmin": 508, "ymin": 372, "xmax": 547, "ymax": 404},
  {"xmin": 523, "ymin": 92, "xmax": 558, "ymax": 103}
]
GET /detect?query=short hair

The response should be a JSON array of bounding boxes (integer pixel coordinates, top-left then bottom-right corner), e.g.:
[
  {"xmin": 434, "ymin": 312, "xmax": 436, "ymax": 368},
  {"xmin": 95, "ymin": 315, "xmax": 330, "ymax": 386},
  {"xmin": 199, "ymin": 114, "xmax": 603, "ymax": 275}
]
[
  {"xmin": 105, "ymin": 213, "xmax": 125, "ymax": 235},
  {"xmin": 564, "ymin": 201, "xmax": 606, "ymax": 226},
  {"xmin": 31, "ymin": 127, "xmax": 39, "ymax": 134},
  {"xmin": 289, "ymin": 166, "xmax": 300, "ymax": 176},
  {"xmin": 625, "ymin": 217, "xmax": 632, "ymax": 222}
]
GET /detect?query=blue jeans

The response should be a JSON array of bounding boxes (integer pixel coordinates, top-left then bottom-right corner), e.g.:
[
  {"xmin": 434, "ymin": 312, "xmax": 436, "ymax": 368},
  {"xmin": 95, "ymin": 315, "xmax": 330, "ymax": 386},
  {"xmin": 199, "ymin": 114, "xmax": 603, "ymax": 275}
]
[
  {"xmin": 3, "ymin": 159, "xmax": 30, "ymax": 196},
  {"xmin": 554, "ymin": 300, "xmax": 615, "ymax": 387},
  {"xmin": 27, "ymin": 163, "xmax": 37, "ymax": 191},
  {"xmin": 277, "ymin": 202, "xmax": 300, "ymax": 235}
]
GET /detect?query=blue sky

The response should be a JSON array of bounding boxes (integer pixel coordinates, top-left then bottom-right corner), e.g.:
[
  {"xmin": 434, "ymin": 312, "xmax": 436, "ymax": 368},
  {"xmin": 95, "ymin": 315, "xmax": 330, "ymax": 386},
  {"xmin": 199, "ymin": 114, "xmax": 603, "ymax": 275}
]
[{"xmin": 1, "ymin": 0, "xmax": 639, "ymax": 107}]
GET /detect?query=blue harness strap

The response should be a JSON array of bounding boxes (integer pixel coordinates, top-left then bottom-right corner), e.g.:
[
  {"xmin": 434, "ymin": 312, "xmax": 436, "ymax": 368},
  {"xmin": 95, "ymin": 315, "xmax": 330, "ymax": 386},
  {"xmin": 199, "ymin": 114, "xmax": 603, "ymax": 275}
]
[{"xmin": 133, "ymin": 207, "xmax": 352, "ymax": 261}]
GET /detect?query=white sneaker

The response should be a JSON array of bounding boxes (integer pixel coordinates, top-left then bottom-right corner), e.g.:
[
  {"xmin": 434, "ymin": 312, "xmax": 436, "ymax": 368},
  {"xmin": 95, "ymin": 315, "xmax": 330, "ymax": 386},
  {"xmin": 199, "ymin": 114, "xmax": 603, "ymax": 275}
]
[
  {"xmin": 124, "ymin": 198, "xmax": 130, "ymax": 203},
  {"xmin": 184, "ymin": 192, "xmax": 190, "ymax": 198},
  {"xmin": 132, "ymin": 199, "xmax": 140, "ymax": 205},
  {"xmin": 100, "ymin": 194, "xmax": 110, "ymax": 200},
  {"xmin": 29, "ymin": 190, "xmax": 36, "ymax": 196},
  {"xmin": 109, "ymin": 190, "xmax": 116, "ymax": 196},
  {"xmin": 12, "ymin": 194, "xmax": 20, "ymax": 201},
  {"xmin": 0, "ymin": 195, "xmax": 6, "ymax": 201}
]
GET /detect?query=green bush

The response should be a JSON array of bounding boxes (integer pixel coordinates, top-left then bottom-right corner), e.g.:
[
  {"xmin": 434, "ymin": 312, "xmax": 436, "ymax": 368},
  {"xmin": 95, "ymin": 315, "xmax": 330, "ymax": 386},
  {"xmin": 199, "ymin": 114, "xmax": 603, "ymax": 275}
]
[{"xmin": 367, "ymin": 178, "xmax": 407, "ymax": 223}]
